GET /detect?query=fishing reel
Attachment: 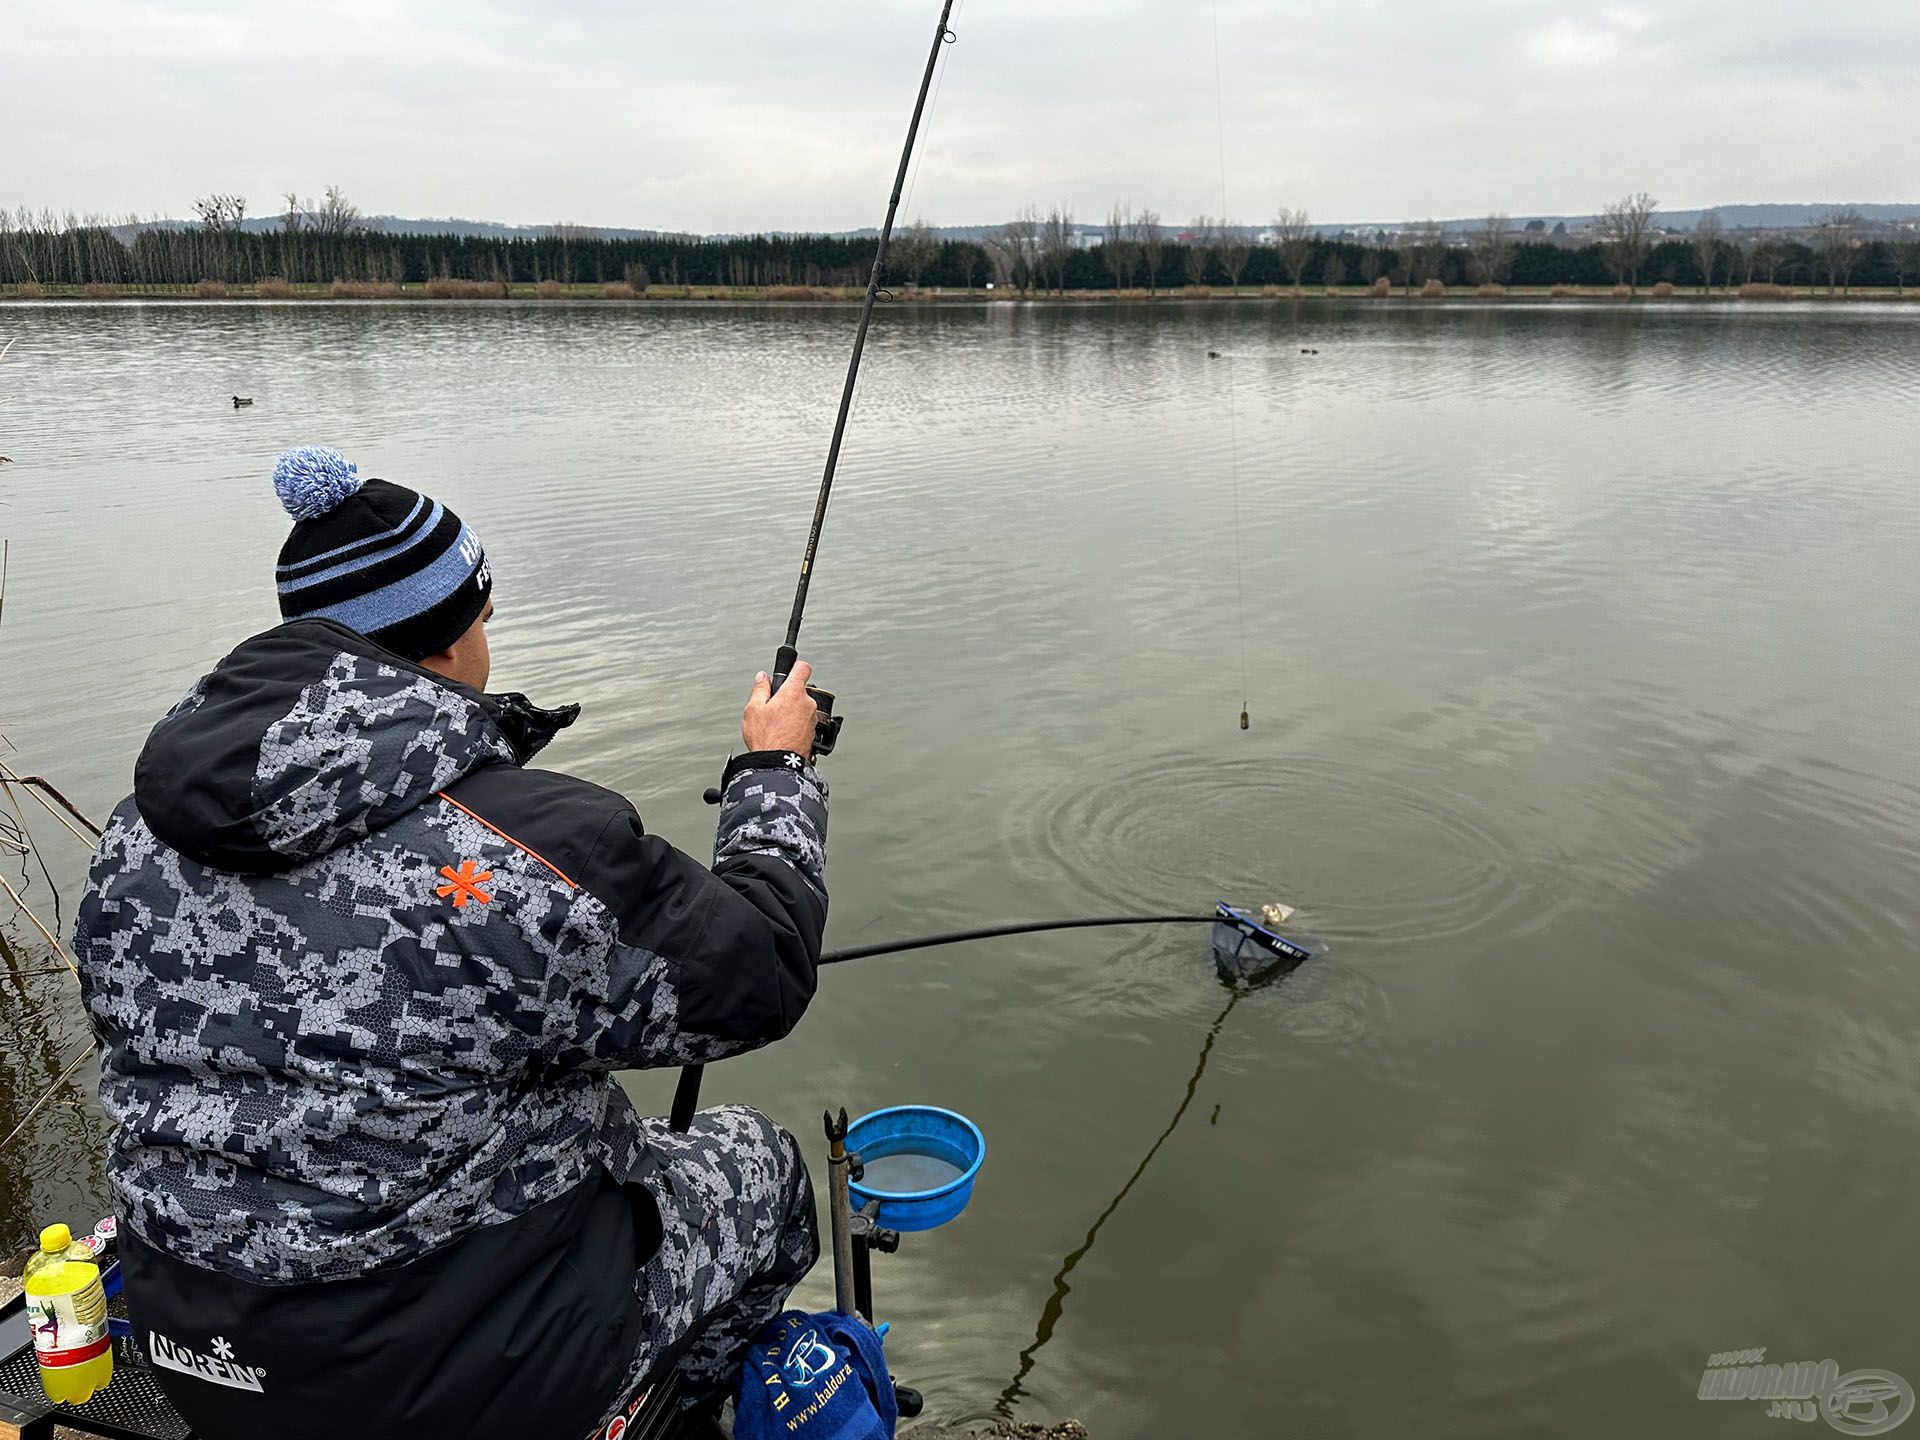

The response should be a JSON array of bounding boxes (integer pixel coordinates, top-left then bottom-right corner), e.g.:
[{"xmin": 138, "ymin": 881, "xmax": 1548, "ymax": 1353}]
[
  {"xmin": 702, "ymin": 651, "xmax": 843, "ymax": 804},
  {"xmin": 806, "ymin": 684, "xmax": 844, "ymax": 757},
  {"xmin": 768, "ymin": 643, "xmax": 845, "ymax": 760}
]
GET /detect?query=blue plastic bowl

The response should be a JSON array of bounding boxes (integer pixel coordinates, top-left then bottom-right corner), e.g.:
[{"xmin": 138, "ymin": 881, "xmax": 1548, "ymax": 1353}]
[{"xmin": 846, "ymin": 1105, "xmax": 985, "ymax": 1232}]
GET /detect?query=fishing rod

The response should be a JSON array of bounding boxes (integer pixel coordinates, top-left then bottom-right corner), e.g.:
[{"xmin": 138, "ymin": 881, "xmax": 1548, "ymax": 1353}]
[
  {"xmin": 674, "ymin": 0, "xmax": 960, "ymax": 1131},
  {"xmin": 771, "ymin": 0, "xmax": 959, "ymax": 722},
  {"xmin": 824, "ymin": 903, "xmax": 1312, "ymax": 968},
  {"xmin": 702, "ymin": 0, "xmax": 959, "ymax": 796},
  {"xmin": 668, "ymin": 902, "xmax": 1308, "ymax": 1127},
  {"xmin": 822, "ymin": 914, "xmax": 1218, "ymax": 964}
]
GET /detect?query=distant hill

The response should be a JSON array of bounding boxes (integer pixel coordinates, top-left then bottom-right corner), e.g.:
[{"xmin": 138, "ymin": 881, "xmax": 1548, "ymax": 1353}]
[
  {"xmin": 860, "ymin": 203, "xmax": 1920, "ymax": 242},
  {"xmin": 1400, "ymin": 204, "xmax": 1920, "ymax": 235},
  {"xmin": 114, "ymin": 214, "xmax": 684, "ymax": 241},
  {"xmin": 110, "ymin": 202, "xmax": 1920, "ymax": 245},
  {"xmin": 354, "ymin": 215, "xmax": 681, "ymax": 241}
]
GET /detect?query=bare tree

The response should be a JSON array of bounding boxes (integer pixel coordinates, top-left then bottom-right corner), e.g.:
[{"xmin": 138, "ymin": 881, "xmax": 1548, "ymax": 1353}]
[
  {"xmin": 1891, "ymin": 231, "xmax": 1920, "ymax": 296},
  {"xmin": 894, "ymin": 218, "xmax": 938, "ymax": 287},
  {"xmin": 1039, "ymin": 205, "xmax": 1075, "ymax": 296},
  {"xmin": 193, "ymin": 194, "xmax": 247, "ymax": 230},
  {"xmin": 1746, "ymin": 235, "xmax": 1781, "ymax": 284},
  {"xmin": 994, "ymin": 206, "xmax": 1041, "ymax": 292},
  {"xmin": 1273, "ymin": 207, "xmax": 1312, "ymax": 291},
  {"xmin": 189, "ymin": 195, "xmax": 246, "ymax": 285},
  {"xmin": 1690, "ymin": 210, "xmax": 1724, "ymax": 294},
  {"xmin": 1183, "ymin": 215, "xmax": 1214, "ymax": 286},
  {"xmin": 1470, "ymin": 213, "xmax": 1511, "ymax": 285},
  {"xmin": 1597, "ymin": 192, "xmax": 1659, "ymax": 290},
  {"xmin": 1415, "ymin": 220, "xmax": 1449, "ymax": 290},
  {"xmin": 1133, "ymin": 208, "xmax": 1165, "ymax": 296},
  {"xmin": 1322, "ymin": 252, "xmax": 1346, "ymax": 291},
  {"xmin": 1216, "ymin": 221, "xmax": 1250, "ymax": 291},
  {"xmin": 1814, "ymin": 207, "xmax": 1866, "ymax": 294},
  {"xmin": 316, "ymin": 185, "xmax": 362, "ymax": 238},
  {"xmin": 1104, "ymin": 202, "xmax": 1136, "ymax": 289}
]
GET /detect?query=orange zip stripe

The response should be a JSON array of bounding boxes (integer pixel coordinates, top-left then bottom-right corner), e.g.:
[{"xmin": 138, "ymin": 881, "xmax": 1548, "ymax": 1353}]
[{"xmin": 434, "ymin": 791, "xmax": 580, "ymax": 889}]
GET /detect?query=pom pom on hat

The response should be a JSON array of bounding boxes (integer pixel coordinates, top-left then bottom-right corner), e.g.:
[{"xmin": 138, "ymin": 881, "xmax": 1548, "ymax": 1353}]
[{"xmin": 273, "ymin": 445, "xmax": 364, "ymax": 520}]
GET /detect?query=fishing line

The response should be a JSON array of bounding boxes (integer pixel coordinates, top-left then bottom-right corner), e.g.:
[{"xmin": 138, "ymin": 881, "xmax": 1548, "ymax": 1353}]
[
  {"xmin": 999, "ymin": 981, "xmax": 1249, "ymax": 1414},
  {"xmin": 1210, "ymin": 0, "xmax": 1252, "ymax": 730},
  {"xmin": 901, "ymin": 0, "xmax": 965, "ymax": 221}
]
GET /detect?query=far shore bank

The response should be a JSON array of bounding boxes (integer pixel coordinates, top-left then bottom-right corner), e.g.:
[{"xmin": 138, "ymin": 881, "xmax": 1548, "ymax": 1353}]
[{"xmin": 4, "ymin": 281, "xmax": 1918, "ymax": 305}]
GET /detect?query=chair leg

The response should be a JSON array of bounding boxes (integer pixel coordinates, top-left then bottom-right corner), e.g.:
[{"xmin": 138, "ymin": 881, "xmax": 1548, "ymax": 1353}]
[{"xmin": 0, "ymin": 1391, "xmax": 55, "ymax": 1440}]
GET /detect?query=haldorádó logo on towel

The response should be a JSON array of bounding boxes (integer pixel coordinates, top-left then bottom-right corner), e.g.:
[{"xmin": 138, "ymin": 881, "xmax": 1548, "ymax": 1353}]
[{"xmin": 737, "ymin": 1310, "xmax": 897, "ymax": 1440}]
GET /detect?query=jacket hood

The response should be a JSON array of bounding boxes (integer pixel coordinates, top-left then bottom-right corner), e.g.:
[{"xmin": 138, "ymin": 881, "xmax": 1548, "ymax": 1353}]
[{"xmin": 135, "ymin": 619, "xmax": 518, "ymax": 874}]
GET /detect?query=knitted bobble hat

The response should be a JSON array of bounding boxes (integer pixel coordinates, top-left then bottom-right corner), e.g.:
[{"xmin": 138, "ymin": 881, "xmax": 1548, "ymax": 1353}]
[{"xmin": 272, "ymin": 446, "xmax": 492, "ymax": 663}]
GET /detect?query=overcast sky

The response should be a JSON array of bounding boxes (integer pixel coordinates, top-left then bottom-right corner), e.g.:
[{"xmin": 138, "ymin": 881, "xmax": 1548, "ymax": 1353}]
[{"xmin": 6, "ymin": 0, "xmax": 1916, "ymax": 232}]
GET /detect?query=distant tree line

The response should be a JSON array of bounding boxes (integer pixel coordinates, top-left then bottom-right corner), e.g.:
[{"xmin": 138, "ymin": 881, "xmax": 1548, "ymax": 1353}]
[
  {"xmin": 983, "ymin": 231, "xmax": 1911, "ymax": 293},
  {"xmin": 5, "ymin": 191, "xmax": 1916, "ymax": 295},
  {"xmin": 983, "ymin": 198, "xmax": 1918, "ymax": 295},
  {"xmin": 0, "ymin": 199, "xmax": 997, "ymax": 291}
]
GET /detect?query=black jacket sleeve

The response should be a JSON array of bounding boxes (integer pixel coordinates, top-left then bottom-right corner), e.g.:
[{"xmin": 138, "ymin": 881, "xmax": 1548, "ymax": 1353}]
[{"xmin": 550, "ymin": 750, "xmax": 829, "ymax": 1069}]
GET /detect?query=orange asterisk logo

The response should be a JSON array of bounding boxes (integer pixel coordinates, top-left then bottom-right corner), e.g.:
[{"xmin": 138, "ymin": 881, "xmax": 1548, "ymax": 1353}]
[{"xmin": 435, "ymin": 859, "xmax": 494, "ymax": 908}]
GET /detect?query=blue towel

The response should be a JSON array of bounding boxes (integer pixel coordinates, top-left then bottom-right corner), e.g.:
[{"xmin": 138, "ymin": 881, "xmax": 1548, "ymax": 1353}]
[{"xmin": 734, "ymin": 1310, "xmax": 897, "ymax": 1440}]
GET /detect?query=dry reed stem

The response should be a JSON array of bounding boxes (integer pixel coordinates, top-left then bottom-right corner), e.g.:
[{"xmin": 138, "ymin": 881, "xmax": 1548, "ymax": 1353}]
[{"xmin": 425, "ymin": 278, "xmax": 505, "ymax": 299}]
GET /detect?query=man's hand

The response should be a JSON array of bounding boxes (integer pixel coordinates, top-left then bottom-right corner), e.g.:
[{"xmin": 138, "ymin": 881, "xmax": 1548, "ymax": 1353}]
[{"xmin": 742, "ymin": 662, "xmax": 818, "ymax": 759}]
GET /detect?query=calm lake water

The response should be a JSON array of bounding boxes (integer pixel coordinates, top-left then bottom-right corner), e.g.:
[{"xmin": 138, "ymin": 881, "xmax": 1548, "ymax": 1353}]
[{"xmin": 2, "ymin": 299, "xmax": 1917, "ymax": 1437}]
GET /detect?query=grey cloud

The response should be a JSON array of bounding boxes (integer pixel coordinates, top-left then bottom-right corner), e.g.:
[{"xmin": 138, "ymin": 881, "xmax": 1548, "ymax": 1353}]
[{"xmin": 3, "ymin": 0, "xmax": 1915, "ymax": 232}]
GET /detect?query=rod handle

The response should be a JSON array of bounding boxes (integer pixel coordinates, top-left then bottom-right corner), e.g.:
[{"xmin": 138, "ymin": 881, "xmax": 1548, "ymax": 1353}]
[
  {"xmin": 669, "ymin": 1064, "xmax": 703, "ymax": 1132},
  {"xmin": 772, "ymin": 645, "xmax": 844, "ymax": 758}
]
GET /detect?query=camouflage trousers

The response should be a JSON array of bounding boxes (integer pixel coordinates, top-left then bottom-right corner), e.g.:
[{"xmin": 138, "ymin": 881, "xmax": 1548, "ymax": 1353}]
[{"xmin": 593, "ymin": 1106, "xmax": 819, "ymax": 1431}]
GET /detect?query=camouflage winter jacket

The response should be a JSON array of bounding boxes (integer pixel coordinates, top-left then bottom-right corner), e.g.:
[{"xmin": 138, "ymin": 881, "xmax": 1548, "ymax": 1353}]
[{"xmin": 72, "ymin": 619, "xmax": 827, "ymax": 1427}]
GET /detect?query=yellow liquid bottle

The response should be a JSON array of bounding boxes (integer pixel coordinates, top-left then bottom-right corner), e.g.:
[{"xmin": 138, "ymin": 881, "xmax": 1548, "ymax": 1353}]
[{"xmin": 23, "ymin": 1223, "xmax": 114, "ymax": 1404}]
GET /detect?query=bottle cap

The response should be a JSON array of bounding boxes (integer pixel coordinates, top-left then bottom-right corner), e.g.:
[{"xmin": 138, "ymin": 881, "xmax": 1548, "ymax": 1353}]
[{"xmin": 39, "ymin": 1223, "xmax": 71, "ymax": 1253}]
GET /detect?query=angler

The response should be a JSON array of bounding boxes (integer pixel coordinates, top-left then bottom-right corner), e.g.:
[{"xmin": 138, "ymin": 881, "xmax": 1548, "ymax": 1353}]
[{"xmin": 70, "ymin": 447, "xmax": 831, "ymax": 1440}]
